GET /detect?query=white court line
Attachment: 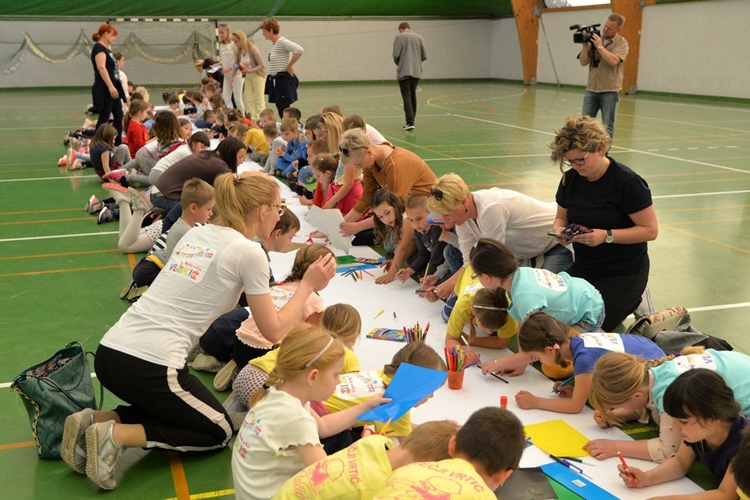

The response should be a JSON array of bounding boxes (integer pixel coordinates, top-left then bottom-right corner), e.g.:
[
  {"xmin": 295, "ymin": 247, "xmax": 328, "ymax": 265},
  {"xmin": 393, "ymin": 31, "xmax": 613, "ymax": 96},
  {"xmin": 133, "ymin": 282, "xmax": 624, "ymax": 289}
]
[
  {"xmin": 449, "ymin": 113, "xmax": 556, "ymax": 136},
  {"xmin": 653, "ymin": 189, "xmax": 750, "ymax": 199},
  {"xmin": 616, "ymin": 112, "xmax": 750, "ymax": 135},
  {"xmin": 0, "ymin": 232, "xmax": 117, "ymax": 243},
  {"xmin": 0, "ymin": 125, "xmax": 71, "ymax": 131},
  {"xmin": 425, "ymin": 154, "xmax": 550, "ymax": 161},
  {"xmin": 0, "ymin": 176, "xmax": 98, "ymax": 183},
  {"xmin": 1, "ymin": 373, "xmax": 97, "ymax": 389}
]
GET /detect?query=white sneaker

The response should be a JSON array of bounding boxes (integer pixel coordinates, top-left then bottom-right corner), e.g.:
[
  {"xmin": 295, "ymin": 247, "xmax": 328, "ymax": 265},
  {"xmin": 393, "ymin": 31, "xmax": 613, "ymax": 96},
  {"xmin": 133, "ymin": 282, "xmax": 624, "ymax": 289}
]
[
  {"xmin": 61, "ymin": 408, "xmax": 95, "ymax": 474},
  {"xmin": 85, "ymin": 421, "xmax": 126, "ymax": 490}
]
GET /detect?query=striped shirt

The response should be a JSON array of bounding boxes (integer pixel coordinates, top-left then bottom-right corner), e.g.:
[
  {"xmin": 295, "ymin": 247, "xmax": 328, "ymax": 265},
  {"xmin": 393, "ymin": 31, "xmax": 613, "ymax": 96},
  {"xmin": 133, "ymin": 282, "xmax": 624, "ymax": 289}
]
[{"xmin": 267, "ymin": 37, "xmax": 304, "ymax": 75}]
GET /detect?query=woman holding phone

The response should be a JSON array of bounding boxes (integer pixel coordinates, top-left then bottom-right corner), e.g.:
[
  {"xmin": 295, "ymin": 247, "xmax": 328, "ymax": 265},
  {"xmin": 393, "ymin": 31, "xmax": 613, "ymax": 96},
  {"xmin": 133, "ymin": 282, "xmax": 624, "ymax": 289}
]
[{"xmin": 550, "ymin": 115, "xmax": 658, "ymax": 331}]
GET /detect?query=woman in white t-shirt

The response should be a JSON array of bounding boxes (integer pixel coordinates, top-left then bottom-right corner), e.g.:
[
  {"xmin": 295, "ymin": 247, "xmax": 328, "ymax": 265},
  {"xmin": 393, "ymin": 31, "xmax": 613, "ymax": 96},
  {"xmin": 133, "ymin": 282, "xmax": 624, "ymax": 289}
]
[
  {"xmin": 60, "ymin": 171, "xmax": 336, "ymax": 491},
  {"xmin": 218, "ymin": 23, "xmax": 245, "ymax": 116}
]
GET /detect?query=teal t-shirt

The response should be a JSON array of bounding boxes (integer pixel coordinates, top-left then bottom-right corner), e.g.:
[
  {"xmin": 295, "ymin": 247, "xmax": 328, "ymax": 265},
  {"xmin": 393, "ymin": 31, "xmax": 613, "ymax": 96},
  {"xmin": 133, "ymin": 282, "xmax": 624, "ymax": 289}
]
[
  {"xmin": 651, "ymin": 349, "xmax": 750, "ymax": 414},
  {"xmin": 508, "ymin": 268, "xmax": 604, "ymax": 326}
]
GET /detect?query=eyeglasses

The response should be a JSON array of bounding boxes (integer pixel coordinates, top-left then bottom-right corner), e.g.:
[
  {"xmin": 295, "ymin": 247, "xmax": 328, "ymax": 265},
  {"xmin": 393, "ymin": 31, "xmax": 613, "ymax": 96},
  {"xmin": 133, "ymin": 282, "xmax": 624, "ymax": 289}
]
[
  {"xmin": 562, "ymin": 152, "xmax": 590, "ymax": 167},
  {"xmin": 429, "ymin": 187, "xmax": 444, "ymax": 201},
  {"xmin": 339, "ymin": 146, "xmax": 364, "ymax": 157},
  {"xmin": 270, "ymin": 204, "xmax": 285, "ymax": 215}
]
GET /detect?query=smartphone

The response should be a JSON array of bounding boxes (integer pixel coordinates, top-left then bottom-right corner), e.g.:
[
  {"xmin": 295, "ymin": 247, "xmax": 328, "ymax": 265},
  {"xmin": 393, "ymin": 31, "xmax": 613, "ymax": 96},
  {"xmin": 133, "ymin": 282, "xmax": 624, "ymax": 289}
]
[{"xmin": 547, "ymin": 231, "xmax": 562, "ymax": 238}]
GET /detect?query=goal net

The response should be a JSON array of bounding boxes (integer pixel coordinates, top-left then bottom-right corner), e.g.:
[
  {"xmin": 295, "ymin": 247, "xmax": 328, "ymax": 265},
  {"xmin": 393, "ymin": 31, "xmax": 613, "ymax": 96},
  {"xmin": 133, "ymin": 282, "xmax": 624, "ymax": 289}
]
[{"xmin": 107, "ymin": 18, "xmax": 217, "ymax": 88}]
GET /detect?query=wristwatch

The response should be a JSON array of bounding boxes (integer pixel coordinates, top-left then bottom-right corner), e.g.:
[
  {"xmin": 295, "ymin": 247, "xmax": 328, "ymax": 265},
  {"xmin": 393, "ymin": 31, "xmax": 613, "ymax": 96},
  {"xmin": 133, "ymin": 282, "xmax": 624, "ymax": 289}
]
[
  {"xmin": 596, "ymin": 45, "xmax": 604, "ymax": 50},
  {"xmin": 605, "ymin": 229, "xmax": 614, "ymax": 243}
]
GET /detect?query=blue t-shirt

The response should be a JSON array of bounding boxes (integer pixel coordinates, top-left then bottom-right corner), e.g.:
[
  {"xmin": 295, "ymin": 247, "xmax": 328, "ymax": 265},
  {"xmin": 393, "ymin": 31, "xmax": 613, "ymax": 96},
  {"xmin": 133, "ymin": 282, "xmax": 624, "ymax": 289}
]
[
  {"xmin": 571, "ymin": 332, "xmax": 665, "ymax": 376},
  {"xmin": 90, "ymin": 143, "xmax": 111, "ymax": 173},
  {"xmin": 651, "ymin": 350, "xmax": 750, "ymax": 415},
  {"xmin": 508, "ymin": 268, "xmax": 604, "ymax": 326},
  {"xmin": 688, "ymin": 414, "xmax": 749, "ymax": 480}
]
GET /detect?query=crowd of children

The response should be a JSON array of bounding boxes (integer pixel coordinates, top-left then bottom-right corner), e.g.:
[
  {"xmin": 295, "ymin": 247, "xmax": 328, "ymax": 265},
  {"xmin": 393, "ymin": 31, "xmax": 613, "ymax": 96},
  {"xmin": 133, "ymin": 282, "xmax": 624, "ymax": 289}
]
[{"xmin": 53, "ymin": 46, "xmax": 750, "ymax": 499}]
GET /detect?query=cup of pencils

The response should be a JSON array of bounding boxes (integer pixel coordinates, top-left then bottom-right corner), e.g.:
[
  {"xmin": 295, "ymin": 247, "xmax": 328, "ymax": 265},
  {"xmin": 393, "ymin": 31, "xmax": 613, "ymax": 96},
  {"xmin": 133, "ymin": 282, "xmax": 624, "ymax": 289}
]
[
  {"xmin": 444, "ymin": 346, "xmax": 467, "ymax": 390},
  {"xmin": 404, "ymin": 322, "xmax": 430, "ymax": 344}
]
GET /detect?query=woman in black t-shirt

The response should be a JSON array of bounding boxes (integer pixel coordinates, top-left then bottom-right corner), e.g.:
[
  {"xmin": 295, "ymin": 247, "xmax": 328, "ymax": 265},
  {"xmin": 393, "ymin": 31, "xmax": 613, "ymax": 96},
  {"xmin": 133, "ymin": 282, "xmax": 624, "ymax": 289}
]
[
  {"xmin": 91, "ymin": 24, "xmax": 126, "ymax": 145},
  {"xmin": 550, "ymin": 116, "xmax": 658, "ymax": 331}
]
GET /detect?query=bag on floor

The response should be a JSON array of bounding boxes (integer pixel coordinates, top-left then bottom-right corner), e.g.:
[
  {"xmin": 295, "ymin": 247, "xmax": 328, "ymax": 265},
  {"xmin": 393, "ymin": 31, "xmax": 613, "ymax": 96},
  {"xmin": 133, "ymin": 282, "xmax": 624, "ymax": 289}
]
[{"xmin": 10, "ymin": 341, "xmax": 103, "ymax": 459}]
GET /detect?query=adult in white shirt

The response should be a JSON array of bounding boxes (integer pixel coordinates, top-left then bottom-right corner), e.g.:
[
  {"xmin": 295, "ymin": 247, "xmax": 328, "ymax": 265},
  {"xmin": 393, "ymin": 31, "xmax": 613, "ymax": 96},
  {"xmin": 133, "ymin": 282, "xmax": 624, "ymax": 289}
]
[
  {"xmin": 60, "ymin": 171, "xmax": 336, "ymax": 491},
  {"xmin": 260, "ymin": 18, "xmax": 303, "ymax": 116},
  {"xmin": 218, "ymin": 23, "xmax": 245, "ymax": 116},
  {"xmin": 426, "ymin": 173, "xmax": 572, "ymax": 300}
]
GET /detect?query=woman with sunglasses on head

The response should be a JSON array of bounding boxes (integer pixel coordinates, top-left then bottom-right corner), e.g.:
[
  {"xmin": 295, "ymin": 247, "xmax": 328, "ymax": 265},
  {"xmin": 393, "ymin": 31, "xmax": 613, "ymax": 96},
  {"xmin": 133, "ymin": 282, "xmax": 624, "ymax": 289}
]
[
  {"xmin": 337, "ymin": 128, "xmax": 437, "ymax": 242},
  {"xmin": 217, "ymin": 23, "xmax": 244, "ymax": 116},
  {"xmin": 425, "ymin": 173, "xmax": 571, "ymax": 301},
  {"xmin": 551, "ymin": 115, "xmax": 657, "ymax": 332}
]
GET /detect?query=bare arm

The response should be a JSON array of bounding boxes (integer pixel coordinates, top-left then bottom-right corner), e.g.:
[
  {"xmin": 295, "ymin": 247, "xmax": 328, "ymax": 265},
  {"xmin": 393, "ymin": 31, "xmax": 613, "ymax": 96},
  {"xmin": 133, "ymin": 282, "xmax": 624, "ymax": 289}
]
[
  {"xmin": 516, "ymin": 373, "xmax": 592, "ymax": 414},
  {"xmin": 312, "ymin": 395, "xmax": 388, "ymax": 438},
  {"xmin": 286, "ymin": 53, "xmax": 302, "ymax": 75},
  {"xmin": 579, "ymin": 43, "xmax": 591, "ymax": 66},
  {"xmin": 323, "ymin": 163, "xmax": 355, "ymax": 209},
  {"xmin": 296, "ymin": 443, "xmax": 326, "ymax": 466}
]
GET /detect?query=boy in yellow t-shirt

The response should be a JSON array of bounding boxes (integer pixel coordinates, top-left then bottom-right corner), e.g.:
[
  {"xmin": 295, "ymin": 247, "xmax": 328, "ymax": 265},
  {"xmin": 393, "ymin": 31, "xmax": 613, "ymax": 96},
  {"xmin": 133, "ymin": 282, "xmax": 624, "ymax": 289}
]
[
  {"xmin": 373, "ymin": 407, "xmax": 525, "ymax": 500},
  {"xmin": 324, "ymin": 341, "xmax": 446, "ymax": 440},
  {"xmin": 273, "ymin": 420, "xmax": 457, "ymax": 500}
]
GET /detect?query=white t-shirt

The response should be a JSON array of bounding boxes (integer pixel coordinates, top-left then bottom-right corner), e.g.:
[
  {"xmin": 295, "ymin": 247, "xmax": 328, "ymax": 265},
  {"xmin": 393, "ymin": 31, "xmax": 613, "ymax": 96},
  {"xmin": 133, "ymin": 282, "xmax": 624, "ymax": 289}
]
[
  {"xmin": 366, "ymin": 124, "xmax": 387, "ymax": 145},
  {"xmin": 457, "ymin": 188, "xmax": 558, "ymax": 263},
  {"xmin": 100, "ymin": 225, "xmax": 269, "ymax": 368},
  {"xmin": 149, "ymin": 143, "xmax": 192, "ymax": 184},
  {"xmin": 232, "ymin": 386, "xmax": 320, "ymax": 500},
  {"xmin": 219, "ymin": 42, "xmax": 239, "ymax": 71}
]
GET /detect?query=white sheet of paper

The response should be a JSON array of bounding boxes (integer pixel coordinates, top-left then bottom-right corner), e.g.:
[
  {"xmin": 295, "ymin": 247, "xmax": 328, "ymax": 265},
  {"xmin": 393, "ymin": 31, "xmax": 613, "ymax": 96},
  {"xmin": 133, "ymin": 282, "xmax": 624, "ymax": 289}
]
[{"xmin": 303, "ymin": 206, "xmax": 352, "ymax": 253}]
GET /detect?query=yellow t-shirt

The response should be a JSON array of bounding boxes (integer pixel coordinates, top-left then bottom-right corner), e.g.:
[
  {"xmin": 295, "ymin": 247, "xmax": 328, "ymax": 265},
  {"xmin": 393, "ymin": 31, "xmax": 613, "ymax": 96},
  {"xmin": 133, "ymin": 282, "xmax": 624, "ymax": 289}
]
[
  {"xmin": 373, "ymin": 459, "xmax": 496, "ymax": 500},
  {"xmin": 243, "ymin": 127, "xmax": 270, "ymax": 155},
  {"xmin": 323, "ymin": 370, "xmax": 411, "ymax": 437},
  {"xmin": 250, "ymin": 347, "xmax": 361, "ymax": 375},
  {"xmin": 273, "ymin": 434, "xmax": 393, "ymax": 500},
  {"xmin": 446, "ymin": 266, "xmax": 517, "ymax": 340}
]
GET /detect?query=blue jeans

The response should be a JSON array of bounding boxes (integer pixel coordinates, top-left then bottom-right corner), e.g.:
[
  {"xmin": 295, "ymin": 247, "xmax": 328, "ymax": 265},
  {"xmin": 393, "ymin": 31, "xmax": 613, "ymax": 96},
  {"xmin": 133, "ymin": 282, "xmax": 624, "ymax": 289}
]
[
  {"xmin": 538, "ymin": 244, "xmax": 573, "ymax": 274},
  {"xmin": 443, "ymin": 244, "xmax": 464, "ymax": 276},
  {"xmin": 582, "ymin": 90, "xmax": 619, "ymax": 139}
]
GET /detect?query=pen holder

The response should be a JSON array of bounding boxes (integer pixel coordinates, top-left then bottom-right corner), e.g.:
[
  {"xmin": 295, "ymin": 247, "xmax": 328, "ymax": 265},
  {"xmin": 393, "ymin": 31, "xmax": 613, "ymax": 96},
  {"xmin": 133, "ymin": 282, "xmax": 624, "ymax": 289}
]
[{"xmin": 447, "ymin": 370, "xmax": 465, "ymax": 390}]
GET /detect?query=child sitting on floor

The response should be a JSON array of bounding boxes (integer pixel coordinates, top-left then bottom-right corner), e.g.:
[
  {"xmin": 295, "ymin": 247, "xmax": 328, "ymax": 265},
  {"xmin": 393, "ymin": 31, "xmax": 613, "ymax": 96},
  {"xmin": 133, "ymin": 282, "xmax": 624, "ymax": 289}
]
[
  {"xmin": 90, "ymin": 124, "xmax": 131, "ymax": 178},
  {"xmin": 124, "ymin": 99, "xmax": 151, "ymax": 159},
  {"xmin": 231, "ymin": 324, "xmax": 388, "ymax": 500},
  {"xmin": 275, "ymin": 117, "xmax": 307, "ymax": 178},
  {"xmin": 274, "ymin": 420, "xmax": 457, "ymax": 500},
  {"xmin": 373, "ymin": 407, "xmax": 526, "ymax": 499},
  {"xmin": 243, "ymin": 123, "xmax": 270, "ymax": 163},
  {"xmin": 262, "ymin": 123, "xmax": 286, "ymax": 175}
]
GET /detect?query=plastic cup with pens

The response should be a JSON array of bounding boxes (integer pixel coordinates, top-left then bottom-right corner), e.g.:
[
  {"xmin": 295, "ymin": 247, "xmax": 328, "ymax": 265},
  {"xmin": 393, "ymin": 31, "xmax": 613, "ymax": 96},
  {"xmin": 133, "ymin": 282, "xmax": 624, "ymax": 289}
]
[{"xmin": 444, "ymin": 345, "xmax": 467, "ymax": 390}]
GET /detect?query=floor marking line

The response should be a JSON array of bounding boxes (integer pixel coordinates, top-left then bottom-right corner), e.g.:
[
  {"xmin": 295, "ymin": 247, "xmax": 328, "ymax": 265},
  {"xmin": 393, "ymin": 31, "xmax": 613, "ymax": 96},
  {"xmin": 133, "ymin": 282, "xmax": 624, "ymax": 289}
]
[
  {"xmin": 0, "ymin": 441, "xmax": 37, "ymax": 451},
  {"xmin": 169, "ymin": 451, "xmax": 191, "ymax": 500},
  {"xmin": 0, "ymin": 264, "xmax": 129, "ymax": 278},
  {"xmin": 447, "ymin": 113, "xmax": 557, "ymax": 136},
  {"xmin": 653, "ymin": 189, "xmax": 750, "ymax": 199},
  {"xmin": 164, "ymin": 489, "xmax": 236, "ymax": 500},
  {"xmin": 0, "ymin": 176, "xmax": 99, "ymax": 183},
  {"xmin": 661, "ymin": 224, "xmax": 750, "ymax": 255},
  {"xmin": 0, "ymin": 248, "xmax": 120, "ymax": 261},
  {"xmin": 0, "ymin": 208, "xmax": 81, "ymax": 216},
  {"xmin": 0, "ymin": 217, "xmax": 92, "ymax": 226},
  {"xmin": 424, "ymin": 153, "xmax": 551, "ymax": 161},
  {"xmin": 0, "ymin": 231, "xmax": 118, "ymax": 243}
]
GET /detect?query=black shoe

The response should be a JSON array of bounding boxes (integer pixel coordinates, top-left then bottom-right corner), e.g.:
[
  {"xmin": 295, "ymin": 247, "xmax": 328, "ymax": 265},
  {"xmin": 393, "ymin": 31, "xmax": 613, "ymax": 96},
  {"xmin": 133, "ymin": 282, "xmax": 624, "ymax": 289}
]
[{"xmin": 403, "ymin": 124, "xmax": 415, "ymax": 131}]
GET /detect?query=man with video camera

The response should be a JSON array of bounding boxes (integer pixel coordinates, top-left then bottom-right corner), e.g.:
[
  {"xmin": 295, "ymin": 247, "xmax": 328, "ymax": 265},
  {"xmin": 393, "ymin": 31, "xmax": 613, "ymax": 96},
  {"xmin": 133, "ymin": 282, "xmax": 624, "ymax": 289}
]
[{"xmin": 577, "ymin": 13, "xmax": 629, "ymax": 141}]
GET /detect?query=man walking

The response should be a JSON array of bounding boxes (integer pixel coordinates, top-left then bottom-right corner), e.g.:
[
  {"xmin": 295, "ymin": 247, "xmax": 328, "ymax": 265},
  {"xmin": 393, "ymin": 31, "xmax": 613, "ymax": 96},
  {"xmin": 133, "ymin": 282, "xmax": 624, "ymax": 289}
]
[{"xmin": 393, "ymin": 22, "xmax": 427, "ymax": 131}]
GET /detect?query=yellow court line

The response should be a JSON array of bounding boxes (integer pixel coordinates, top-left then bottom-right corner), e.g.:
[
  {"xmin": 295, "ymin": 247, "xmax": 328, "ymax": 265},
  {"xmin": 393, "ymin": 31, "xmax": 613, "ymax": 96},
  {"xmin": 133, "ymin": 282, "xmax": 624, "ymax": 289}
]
[
  {"xmin": 169, "ymin": 452, "xmax": 191, "ymax": 500},
  {"xmin": 128, "ymin": 253, "xmax": 137, "ymax": 271},
  {"xmin": 0, "ymin": 217, "xmax": 91, "ymax": 226},
  {"xmin": 658, "ymin": 204, "xmax": 750, "ymax": 213},
  {"xmin": 0, "ymin": 249, "xmax": 119, "ymax": 261},
  {"xmin": 661, "ymin": 225, "xmax": 750, "ymax": 255},
  {"xmin": 0, "ymin": 264, "xmax": 129, "ymax": 278},
  {"xmin": 649, "ymin": 177, "xmax": 750, "ymax": 187},
  {"xmin": 662, "ymin": 216, "xmax": 750, "ymax": 226},
  {"xmin": 0, "ymin": 208, "xmax": 81, "ymax": 216},
  {"xmin": 164, "ymin": 489, "xmax": 236, "ymax": 500},
  {"xmin": 0, "ymin": 441, "xmax": 36, "ymax": 451}
]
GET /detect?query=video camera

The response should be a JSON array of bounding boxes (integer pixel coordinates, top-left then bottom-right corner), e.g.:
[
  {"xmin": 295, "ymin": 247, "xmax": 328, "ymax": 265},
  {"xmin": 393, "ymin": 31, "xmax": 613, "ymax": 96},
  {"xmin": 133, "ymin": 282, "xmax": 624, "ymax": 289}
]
[{"xmin": 570, "ymin": 24, "xmax": 601, "ymax": 44}]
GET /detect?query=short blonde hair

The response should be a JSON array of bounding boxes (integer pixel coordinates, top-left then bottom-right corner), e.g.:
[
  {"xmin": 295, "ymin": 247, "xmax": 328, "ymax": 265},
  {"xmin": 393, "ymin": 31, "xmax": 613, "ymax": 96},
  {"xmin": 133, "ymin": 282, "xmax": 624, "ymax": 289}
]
[
  {"xmin": 401, "ymin": 420, "xmax": 457, "ymax": 461},
  {"xmin": 180, "ymin": 178, "xmax": 214, "ymax": 211},
  {"xmin": 338, "ymin": 128, "xmax": 373, "ymax": 164},
  {"xmin": 427, "ymin": 173, "xmax": 471, "ymax": 214},
  {"xmin": 249, "ymin": 323, "xmax": 344, "ymax": 408},
  {"xmin": 280, "ymin": 117, "xmax": 298, "ymax": 133},
  {"xmin": 321, "ymin": 303, "xmax": 362, "ymax": 347},
  {"xmin": 212, "ymin": 171, "xmax": 279, "ymax": 236},
  {"xmin": 549, "ymin": 116, "xmax": 611, "ymax": 174}
]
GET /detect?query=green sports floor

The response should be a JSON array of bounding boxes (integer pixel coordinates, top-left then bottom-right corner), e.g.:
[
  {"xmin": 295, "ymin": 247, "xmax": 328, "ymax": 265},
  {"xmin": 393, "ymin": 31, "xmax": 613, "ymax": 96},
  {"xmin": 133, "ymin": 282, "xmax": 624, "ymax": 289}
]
[{"xmin": 1, "ymin": 81, "xmax": 748, "ymax": 498}]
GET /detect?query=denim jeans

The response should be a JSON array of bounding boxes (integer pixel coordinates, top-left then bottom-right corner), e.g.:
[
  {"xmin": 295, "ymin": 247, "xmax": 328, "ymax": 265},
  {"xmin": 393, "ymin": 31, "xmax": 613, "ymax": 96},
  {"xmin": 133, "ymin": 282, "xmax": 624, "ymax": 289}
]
[
  {"xmin": 540, "ymin": 244, "xmax": 574, "ymax": 274},
  {"xmin": 582, "ymin": 90, "xmax": 619, "ymax": 139},
  {"xmin": 443, "ymin": 244, "xmax": 464, "ymax": 276}
]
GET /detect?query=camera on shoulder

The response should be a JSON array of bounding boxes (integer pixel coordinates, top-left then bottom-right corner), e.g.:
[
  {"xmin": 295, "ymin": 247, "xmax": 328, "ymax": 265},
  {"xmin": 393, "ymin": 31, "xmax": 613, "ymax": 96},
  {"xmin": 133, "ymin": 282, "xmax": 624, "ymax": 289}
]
[{"xmin": 570, "ymin": 24, "xmax": 601, "ymax": 44}]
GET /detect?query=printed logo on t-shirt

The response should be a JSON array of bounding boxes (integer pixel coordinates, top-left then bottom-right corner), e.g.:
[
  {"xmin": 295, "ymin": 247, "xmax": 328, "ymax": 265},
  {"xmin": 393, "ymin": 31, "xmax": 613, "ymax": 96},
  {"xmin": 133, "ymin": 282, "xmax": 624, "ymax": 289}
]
[
  {"xmin": 234, "ymin": 411, "xmax": 262, "ymax": 459},
  {"xmin": 534, "ymin": 269, "xmax": 568, "ymax": 292},
  {"xmin": 291, "ymin": 443, "xmax": 360, "ymax": 496},
  {"xmin": 271, "ymin": 287, "xmax": 294, "ymax": 311},
  {"xmin": 336, "ymin": 371, "xmax": 385, "ymax": 401},
  {"xmin": 464, "ymin": 282, "xmax": 483, "ymax": 295},
  {"xmin": 673, "ymin": 352, "xmax": 717, "ymax": 373},
  {"xmin": 167, "ymin": 243, "xmax": 216, "ymax": 282},
  {"xmin": 580, "ymin": 332, "xmax": 625, "ymax": 352}
]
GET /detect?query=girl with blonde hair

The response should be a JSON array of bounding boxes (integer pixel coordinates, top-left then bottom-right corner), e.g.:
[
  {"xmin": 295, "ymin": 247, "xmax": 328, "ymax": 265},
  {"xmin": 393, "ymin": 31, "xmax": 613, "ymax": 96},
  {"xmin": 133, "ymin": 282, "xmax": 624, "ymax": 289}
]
[
  {"xmin": 218, "ymin": 23, "xmax": 244, "ymax": 116},
  {"xmin": 231, "ymin": 324, "xmax": 386, "ymax": 500},
  {"xmin": 231, "ymin": 30, "xmax": 266, "ymax": 121},
  {"xmin": 585, "ymin": 348, "xmax": 750, "ymax": 463},
  {"xmin": 61, "ymin": 171, "xmax": 335, "ymax": 491}
]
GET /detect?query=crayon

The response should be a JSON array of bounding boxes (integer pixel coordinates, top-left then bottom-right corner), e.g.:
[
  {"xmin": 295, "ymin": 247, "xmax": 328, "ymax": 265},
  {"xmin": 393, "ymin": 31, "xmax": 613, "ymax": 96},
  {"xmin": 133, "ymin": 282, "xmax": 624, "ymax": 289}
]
[{"xmin": 374, "ymin": 309, "xmax": 384, "ymax": 319}]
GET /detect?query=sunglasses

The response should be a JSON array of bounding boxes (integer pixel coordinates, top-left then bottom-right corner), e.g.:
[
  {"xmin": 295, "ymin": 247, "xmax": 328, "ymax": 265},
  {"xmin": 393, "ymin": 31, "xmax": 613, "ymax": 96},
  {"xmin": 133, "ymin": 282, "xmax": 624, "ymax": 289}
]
[
  {"xmin": 429, "ymin": 187, "xmax": 444, "ymax": 201},
  {"xmin": 339, "ymin": 146, "xmax": 364, "ymax": 157}
]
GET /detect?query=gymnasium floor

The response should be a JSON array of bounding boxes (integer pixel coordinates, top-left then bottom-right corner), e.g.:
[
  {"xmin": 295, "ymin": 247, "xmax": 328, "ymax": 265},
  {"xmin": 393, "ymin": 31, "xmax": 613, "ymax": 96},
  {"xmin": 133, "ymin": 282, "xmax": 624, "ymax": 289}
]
[{"xmin": 1, "ymin": 81, "xmax": 749, "ymax": 499}]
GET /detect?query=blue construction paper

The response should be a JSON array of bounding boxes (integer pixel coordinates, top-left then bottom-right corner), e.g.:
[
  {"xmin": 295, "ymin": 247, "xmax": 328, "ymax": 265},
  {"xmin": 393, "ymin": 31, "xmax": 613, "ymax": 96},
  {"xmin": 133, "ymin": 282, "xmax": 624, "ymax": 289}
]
[
  {"xmin": 540, "ymin": 462, "xmax": 618, "ymax": 500},
  {"xmin": 335, "ymin": 263, "xmax": 378, "ymax": 274},
  {"xmin": 356, "ymin": 363, "xmax": 447, "ymax": 422}
]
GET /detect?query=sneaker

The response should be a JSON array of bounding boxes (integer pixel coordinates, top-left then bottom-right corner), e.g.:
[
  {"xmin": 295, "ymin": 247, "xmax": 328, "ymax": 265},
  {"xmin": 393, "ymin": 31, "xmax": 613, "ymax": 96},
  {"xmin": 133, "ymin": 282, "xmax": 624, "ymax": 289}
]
[
  {"xmin": 125, "ymin": 285, "xmax": 148, "ymax": 302},
  {"xmin": 66, "ymin": 148, "xmax": 77, "ymax": 168},
  {"xmin": 128, "ymin": 187, "xmax": 153, "ymax": 213},
  {"xmin": 61, "ymin": 408, "xmax": 95, "ymax": 474},
  {"xmin": 214, "ymin": 359, "xmax": 238, "ymax": 392},
  {"xmin": 69, "ymin": 159, "xmax": 84, "ymax": 171},
  {"xmin": 119, "ymin": 281, "xmax": 136, "ymax": 300},
  {"xmin": 187, "ymin": 344, "xmax": 206, "ymax": 363},
  {"xmin": 97, "ymin": 207, "xmax": 114, "ymax": 224},
  {"xmin": 102, "ymin": 169, "xmax": 128, "ymax": 182},
  {"xmin": 101, "ymin": 182, "xmax": 129, "ymax": 195},
  {"xmin": 103, "ymin": 185, "xmax": 131, "ymax": 205},
  {"xmin": 85, "ymin": 195, "xmax": 100, "ymax": 214},
  {"xmin": 63, "ymin": 130, "xmax": 71, "ymax": 146},
  {"xmin": 222, "ymin": 390, "xmax": 249, "ymax": 414},
  {"xmin": 192, "ymin": 353, "xmax": 224, "ymax": 373},
  {"xmin": 403, "ymin": 124, "xmax": 415, "ymax": 131},
  {"xmin": 58, "ymin": 156, "xmax": 67, "ymax": 167},
  {"xmin": 85, "ymin": 421, "xmax": 126, "ymax": 490}
]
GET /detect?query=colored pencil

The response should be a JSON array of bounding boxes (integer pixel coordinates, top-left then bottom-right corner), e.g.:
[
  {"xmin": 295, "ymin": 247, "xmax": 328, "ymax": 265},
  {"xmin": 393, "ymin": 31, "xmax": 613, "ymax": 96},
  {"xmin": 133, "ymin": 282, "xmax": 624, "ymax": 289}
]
[
  {"xmin": 551, "ymin": 375, "xmax": 575, "ymax": 393},
  {"xmin": 488, "ymin": 372, "xmax": 509, "ymax": 384}
]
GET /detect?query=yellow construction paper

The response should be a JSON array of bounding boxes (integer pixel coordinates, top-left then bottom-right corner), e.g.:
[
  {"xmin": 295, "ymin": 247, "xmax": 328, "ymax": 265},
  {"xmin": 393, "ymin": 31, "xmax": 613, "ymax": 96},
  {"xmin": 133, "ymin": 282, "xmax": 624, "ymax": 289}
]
[{"xmin": 524, "ymin": 419, "xmax": 591, "ymax": 458}]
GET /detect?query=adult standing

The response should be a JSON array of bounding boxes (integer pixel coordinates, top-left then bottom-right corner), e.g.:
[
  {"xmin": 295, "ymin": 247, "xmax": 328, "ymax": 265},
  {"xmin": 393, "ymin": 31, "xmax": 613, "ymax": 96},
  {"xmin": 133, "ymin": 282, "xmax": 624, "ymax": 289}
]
[
  {"xmin": 392, "ymin": 22, "xmax": 427, "ymax": 131},
  {"xmin": 338, "ymin": 128, "xmax": 437, "ymax": 238},
  {"xmin": 427, "ymin": 173, "xmax": 571, "ymax": 299},
  {"xmin": 550, "ymin": 115, "xmax": 657, "ymax": 332},
  {"xmin": 232, "ymin": 30, "xmax": 267, "ymax": 122},
  {"xmin": 218, "ymin": 23, "xmax": 245, "ymax": 116},
  {"xmin": 60, "ymin": 171, "xmax": 336, "ymax": 490},
  {"xmin": 91, "ymin": 24, "xmax": 126, "ymax": 146},
  {"xmin": 260, "ymin": 18, "xmax": 303, "ymax": 116},
  {"xmin": 579, "ymin": 13, "xmax": 628, "ymax": 141}
]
